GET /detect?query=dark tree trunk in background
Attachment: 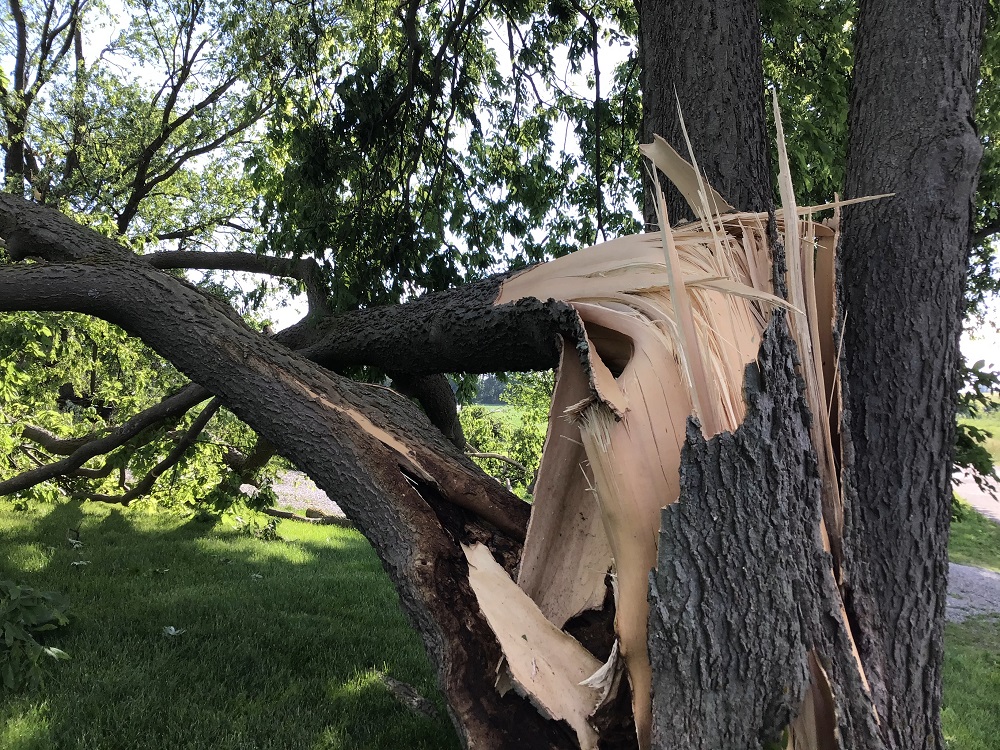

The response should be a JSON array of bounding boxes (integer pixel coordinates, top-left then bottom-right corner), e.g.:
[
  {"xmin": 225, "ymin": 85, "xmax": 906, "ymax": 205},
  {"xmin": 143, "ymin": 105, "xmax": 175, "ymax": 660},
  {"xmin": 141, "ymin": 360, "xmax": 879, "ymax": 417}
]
[
  {"xmin": 838, "ymin": 1, "xmax": 985, "ymax": 747},
  {"xmin": 636, "ymin": 0, "xmax": 772, "ymax": 226},
  {"xmin": 640, "ymin": 0, "xmax": 987, "ymax": 745}
]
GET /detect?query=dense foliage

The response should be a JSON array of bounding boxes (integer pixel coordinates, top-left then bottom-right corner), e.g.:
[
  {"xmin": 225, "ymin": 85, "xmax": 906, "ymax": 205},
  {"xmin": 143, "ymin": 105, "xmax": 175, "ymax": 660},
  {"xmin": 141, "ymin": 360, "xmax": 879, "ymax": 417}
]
[
  {"xmin": 460, "ymin": 371, "xmax": 553, "ymax": 497},
  {"xmin": 0, "ymin": 579, "xmax": 71, "ymax": 691}
]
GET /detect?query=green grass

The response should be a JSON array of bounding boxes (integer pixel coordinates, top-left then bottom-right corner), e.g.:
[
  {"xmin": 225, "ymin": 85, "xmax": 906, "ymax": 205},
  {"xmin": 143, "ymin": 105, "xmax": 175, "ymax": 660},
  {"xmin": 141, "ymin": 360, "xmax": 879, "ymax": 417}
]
[
  {"xmin": 0, "ymin": 500, "xmax": 460, "ymax": 750},
  {"xmin": 945, "ymin": 498, "xmax": 1000, "ymax": 749},
  {"xmin": 951, "ymin": 501, "xmax": 1000, "ymax": 573},
  {"xmin": 3, "ymin": 495, "xmax": 999, "ymax": 748},
  {"xmin": 961, "ymin": 411, "xmax": 1000, "ymax": 464},
  {"xmin": 942, "ymin": 616, "xmax": 1000, "ymax": 750}
]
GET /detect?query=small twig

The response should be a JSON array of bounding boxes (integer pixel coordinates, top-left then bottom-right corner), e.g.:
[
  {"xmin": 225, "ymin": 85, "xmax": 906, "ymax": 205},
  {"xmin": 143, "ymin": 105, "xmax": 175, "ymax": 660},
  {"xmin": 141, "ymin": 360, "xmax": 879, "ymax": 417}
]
[
  {"xmin": 374, "ymin": 671, "xmax": 440, "ymax": 719},
  {"xmin": 465, "ymin": 452, "xmax": 528, "ymax": 473}
]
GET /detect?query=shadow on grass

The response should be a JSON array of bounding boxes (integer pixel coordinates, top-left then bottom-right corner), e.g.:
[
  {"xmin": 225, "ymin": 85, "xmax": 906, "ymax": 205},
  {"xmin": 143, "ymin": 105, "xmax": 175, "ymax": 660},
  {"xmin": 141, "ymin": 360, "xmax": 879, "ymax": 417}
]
[{"xmin": 0, "ymin": 499, "xmax": 460, "ymax": 750}]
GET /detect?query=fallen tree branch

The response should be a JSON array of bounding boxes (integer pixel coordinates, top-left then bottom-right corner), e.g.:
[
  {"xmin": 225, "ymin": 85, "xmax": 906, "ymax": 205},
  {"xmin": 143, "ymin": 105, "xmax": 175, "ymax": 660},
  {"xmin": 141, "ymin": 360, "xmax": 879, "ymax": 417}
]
[
  {"xmin": 0, "ymin": 383, "xmax": 211, "ymax": 496},
  {"xmin": 21, "ymin": 424, "xmax": 94, "ymax": 454},
  {"xmin": 82, "ymin": 398, "xmax": 221, "ymax": 505},
  {"xmin": 466, "ymin": 452, "xmax": 528, "ymax": 473},
  {"xmin": 375, "ymin": 670, "xmax": 440, "ymax": 719},
  {"xmin": 0, "ymin": 192, "xmax": 571, "ymax": 747},
  {"xmin": 261, "ymin": 507, "xmax": 354, "ymax": 528}
]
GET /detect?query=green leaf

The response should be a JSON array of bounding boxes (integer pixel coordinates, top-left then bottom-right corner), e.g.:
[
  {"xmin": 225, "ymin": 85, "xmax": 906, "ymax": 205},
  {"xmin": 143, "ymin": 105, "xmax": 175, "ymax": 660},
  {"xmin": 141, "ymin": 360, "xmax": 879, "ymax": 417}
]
[{"xmin": 43, "ymin": 647, "xmax": 71, "ymax": 661}]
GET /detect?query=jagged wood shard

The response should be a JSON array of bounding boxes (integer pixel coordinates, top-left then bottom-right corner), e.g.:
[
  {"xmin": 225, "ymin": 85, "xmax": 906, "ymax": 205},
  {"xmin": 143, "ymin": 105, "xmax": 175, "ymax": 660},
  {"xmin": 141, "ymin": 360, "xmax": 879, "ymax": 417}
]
[
  {"xmin": 459, "ymin": 130, "xmax": 877, "ymax": 749},
  {"xmin": 462, "ymin": 542, "xmax": 604, "ymax": 750}
]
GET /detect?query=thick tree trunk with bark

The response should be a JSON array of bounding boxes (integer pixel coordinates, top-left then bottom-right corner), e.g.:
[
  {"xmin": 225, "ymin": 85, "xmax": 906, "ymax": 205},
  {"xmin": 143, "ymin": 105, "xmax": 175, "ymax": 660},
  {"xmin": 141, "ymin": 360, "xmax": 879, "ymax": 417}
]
[
  {"xmin": 637, "ymin": 0, "xmax": 772, "ymax": 226},
  {"xmin": 838, "ymin": 1, "xmax": 985, "ymax": 747},
  {"xmin": 639, "ymin": 0, "xmax": 986, "ymax": 747},
  {"xmin": 650, "ymin": 315, "xmax": 880, "ymax": 748}
]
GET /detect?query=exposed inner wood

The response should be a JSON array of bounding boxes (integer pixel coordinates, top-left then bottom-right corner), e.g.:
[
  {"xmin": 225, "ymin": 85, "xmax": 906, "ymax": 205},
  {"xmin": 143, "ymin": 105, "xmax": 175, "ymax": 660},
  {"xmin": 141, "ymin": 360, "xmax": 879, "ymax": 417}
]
[{"xmin": 459, "ymin": 139, "xmax": 875, "ymax": 749}]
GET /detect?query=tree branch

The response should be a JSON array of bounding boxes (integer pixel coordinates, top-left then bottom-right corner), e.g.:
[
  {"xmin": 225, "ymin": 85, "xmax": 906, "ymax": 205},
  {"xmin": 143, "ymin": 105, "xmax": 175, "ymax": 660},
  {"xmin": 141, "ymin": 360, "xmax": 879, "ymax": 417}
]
[
  {"xmin": 0, "ymin": 192, "xmax": 561, "ymax": 746},
  {"xmin": 466, "ymin": 452, "xmax": 527, "ymax": 472},
  {"xmin": 146, "ymin": 250, "xmax": 331, "ymax": 316},
  {"xmin": 973, "ymin": 218, "xmax": 1000, "ymax": 246},
  {"xmin": 20, "ymin": 424, "xmax": 93, "ymax": 454},
  {"xmin": 261, "ymin": 507, "xmax": 354, "ymax": 527},
  {"xmin": 83, "ymin": 398, "xmax": 221, "ymax": 504},
  {"xmin": 0, "ymin": 383, "xmax": 211, "ymax": 496}
]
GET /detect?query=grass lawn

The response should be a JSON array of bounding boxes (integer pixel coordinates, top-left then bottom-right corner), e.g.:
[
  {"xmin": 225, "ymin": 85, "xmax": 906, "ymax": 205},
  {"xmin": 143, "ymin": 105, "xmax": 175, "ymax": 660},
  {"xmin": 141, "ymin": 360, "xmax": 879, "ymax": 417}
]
[
  {"xmin": 961, "ymin": 409, "xmax": 1000, "ymax": 466},
  {"xmin": 0, "ymin": 500, "xmax": 460, "ymax": 750},
  {"xmin": 2, "ymin": 490, "xmax": 1000, "ymax": 748},
  {"xmin": 944, "ymin": 463, "xmax": 1000, "ymax": 749},
  {"xmin": 951, "ymin": 500, "xmax": 1000, "ymax": 573},
  {"xmin": 943, "ymin": 616, "xmax": 1000, "ymax": 750}
]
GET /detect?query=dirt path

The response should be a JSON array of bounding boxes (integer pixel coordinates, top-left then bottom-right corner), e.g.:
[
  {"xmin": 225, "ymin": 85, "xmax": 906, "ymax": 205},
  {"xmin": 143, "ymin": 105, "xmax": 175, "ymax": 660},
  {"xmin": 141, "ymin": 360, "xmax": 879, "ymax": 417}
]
[
  {"xmin": 952, "ymin": 467, "xmax": 1000, "ymax": 523},
  {"xmin": 270, "ymin": 471, "xmax": 344, "ymax": 517},
  {"xmin": 949, "ymin": 469, "xmax": 1000, "ymax": 622}
]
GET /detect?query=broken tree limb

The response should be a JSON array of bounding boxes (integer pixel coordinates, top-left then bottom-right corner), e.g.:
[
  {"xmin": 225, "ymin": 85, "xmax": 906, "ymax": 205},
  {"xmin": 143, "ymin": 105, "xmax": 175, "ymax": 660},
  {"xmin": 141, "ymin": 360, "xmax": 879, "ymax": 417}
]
[
  {"xmin": 0, "ymin": 383, "xmax": 212, "ymax": 496},
  {"xmin": 262, "ymin": 507, "xmax": 354, "ymax": 528},
  {"xmin": 81, "ymin": 398, "xmax": 223, "ymax": 505},
  {"xmin": 648, "ymin": 314, "xmax": 880, "ymax": 749},
  {"xmin": 0, "ymin": 192, "xmax": 580, "ymax": 749}
]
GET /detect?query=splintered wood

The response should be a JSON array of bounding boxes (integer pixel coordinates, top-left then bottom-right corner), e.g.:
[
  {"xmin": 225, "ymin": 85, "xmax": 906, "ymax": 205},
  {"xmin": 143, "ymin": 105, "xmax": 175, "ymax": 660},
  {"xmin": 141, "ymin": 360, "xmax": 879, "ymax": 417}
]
[{"xmin": 463, "ymin": 132, "xmax": 860, "ymax": 749}]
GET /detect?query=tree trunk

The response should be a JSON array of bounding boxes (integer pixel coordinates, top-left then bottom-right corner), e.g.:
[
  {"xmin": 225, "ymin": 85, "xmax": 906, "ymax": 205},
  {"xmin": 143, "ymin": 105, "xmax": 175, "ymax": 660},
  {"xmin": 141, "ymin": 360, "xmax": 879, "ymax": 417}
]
[
  {"xmin": 838, "ymin": 1, "xmax": 986, "ymax": 747},
  {"xmin": 649, "ymin": 315, "xmax": 880, "ymax": 748},
  {"xmin": 636, "ymin": 0, "xmax": 772, "ymax": 227},
  {"xmin": 640, "ymin": 0, "xmax": 986, "ymax": 746}
]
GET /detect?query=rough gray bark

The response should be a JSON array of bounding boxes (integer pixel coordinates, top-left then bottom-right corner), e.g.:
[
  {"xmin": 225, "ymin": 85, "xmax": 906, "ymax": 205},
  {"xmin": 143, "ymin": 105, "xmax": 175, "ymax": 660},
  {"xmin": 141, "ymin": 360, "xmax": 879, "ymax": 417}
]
[
  {"xmin": 649, "ymin": 315, "xmax": 881, "ymax": 749},
  {"xmin": 636, "ymin": 0, "xmax": 772, "ymax": 227},
  {"xmin": 282, "ymin": 275, "xmax": 578, "ymax": 376},
  {"xmin": 837, "ymin": 1, "xmax": 986, "ymax": 747},
  {"xmin": 390, "ymin": 373, "xmax": 467, "ymax": 450}
]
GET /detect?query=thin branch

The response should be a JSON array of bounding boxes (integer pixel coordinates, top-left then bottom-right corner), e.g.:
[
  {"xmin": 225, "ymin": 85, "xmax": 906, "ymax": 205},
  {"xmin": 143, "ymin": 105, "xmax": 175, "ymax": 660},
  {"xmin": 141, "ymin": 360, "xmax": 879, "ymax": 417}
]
[
  {"xmin": 116, "ymin": 85, "xmax": 264, "ymax": 232},
  {"xmin": 261, "ymin": 506, "xmax": 354, "ymax": 527},
  {"xmin": 146, "ymin": 250, "xmax": 331, "ymax": 315},
  {"xmin": 0, "ymin": 384, "xmax": 211, "ymax": 496},
  {"xmin": 60, "ymin": 21, "xmax": 86, "ymax": 188},
  {"xmin": 973, "ymin": 218, "xmax": 1000, "ymax": 246},
  {"xmin": 466, "ymin": 452, "xmax": 528, "ymax": 473},
  {"xmin": 83, "ymin": 398, "xmax": 221, "ymax": 505},
  {"xmin": 71, "ymin": 460, "xmax": 116, "ymax": 479},
  {"xmin": 154, "ymin": 219, "xmax": 251, "ymax": 241}
]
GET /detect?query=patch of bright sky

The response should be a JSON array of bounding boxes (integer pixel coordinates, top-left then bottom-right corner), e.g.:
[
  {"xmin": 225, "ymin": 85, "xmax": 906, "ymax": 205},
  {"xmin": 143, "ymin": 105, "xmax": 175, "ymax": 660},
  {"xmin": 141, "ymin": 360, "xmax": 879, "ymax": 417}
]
[{"xmin": 962, "ymin": 294, "xmax": 1000, "ymax": 371}]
